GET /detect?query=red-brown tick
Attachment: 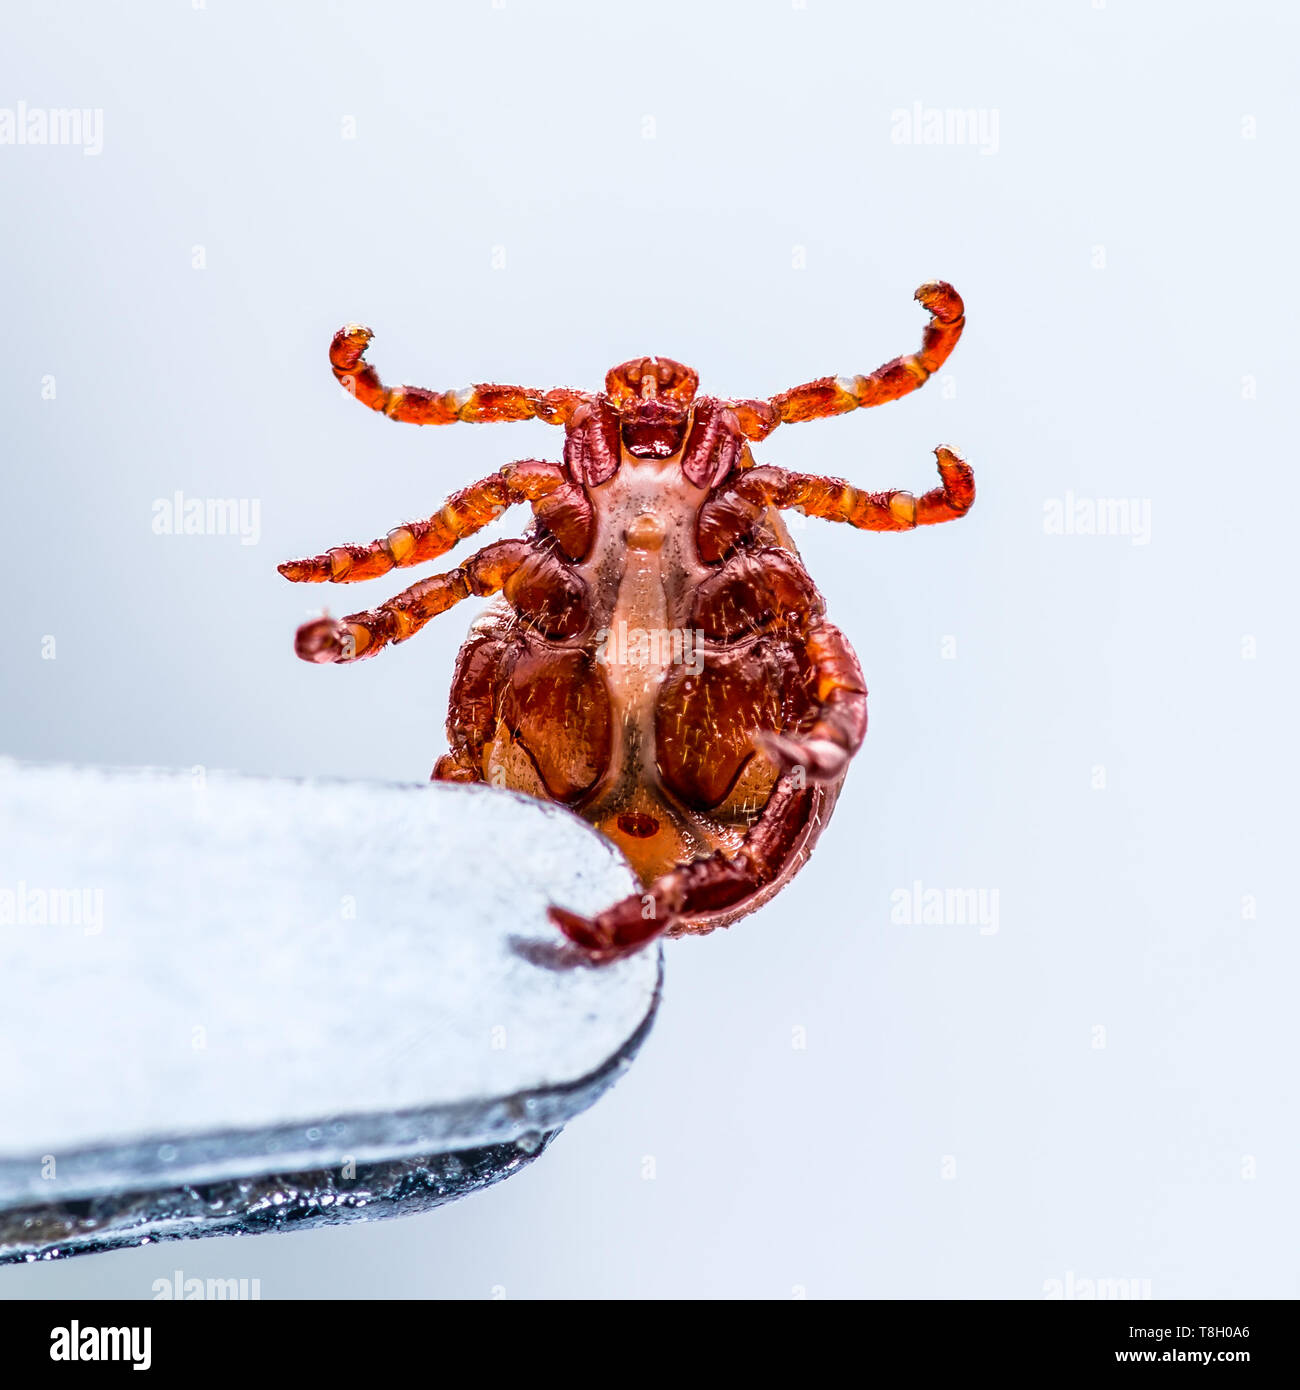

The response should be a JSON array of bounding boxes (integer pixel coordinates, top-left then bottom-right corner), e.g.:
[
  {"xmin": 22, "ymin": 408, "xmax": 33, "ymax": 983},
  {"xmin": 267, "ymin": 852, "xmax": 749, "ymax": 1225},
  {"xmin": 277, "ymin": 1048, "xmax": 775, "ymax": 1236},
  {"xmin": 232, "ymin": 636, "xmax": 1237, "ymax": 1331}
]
[{"xmin": 280, "ymin": 282, "xmax": 975, "ymax": 961}]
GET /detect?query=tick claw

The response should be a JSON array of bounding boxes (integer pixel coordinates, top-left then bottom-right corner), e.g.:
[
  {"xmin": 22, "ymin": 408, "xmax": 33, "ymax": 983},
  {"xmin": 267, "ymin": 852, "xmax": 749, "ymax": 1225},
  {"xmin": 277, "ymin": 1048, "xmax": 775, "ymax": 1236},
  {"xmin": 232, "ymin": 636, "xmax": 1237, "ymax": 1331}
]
[
  {"xmin": 548, "ymin": 903, "xmax": 664, "ymax": 963},
  {"xmin": 294, "ymin": 615, "xmax": 348, "ymax": 664},
  {"xmin": 329, "ymin": 324, "xmax": 375, "ymax": 370},
  {"xmin": 914, "ymin": 280, "xmax": 964, "ymax": 323},
  {"xmin": 752, "ymin": 730, "xmax": 847, "ymax": 782},
  {"xmin": 548, "ymin": 905, "xmax": 615, "ymax": 959}
]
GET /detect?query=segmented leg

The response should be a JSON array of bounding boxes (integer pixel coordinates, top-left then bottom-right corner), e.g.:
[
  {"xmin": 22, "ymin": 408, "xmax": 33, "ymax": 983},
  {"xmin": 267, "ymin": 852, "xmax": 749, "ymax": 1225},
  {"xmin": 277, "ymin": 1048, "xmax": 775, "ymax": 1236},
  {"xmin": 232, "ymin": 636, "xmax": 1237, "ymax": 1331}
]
[
  {"xmin": 550, "ymin": 776, "xmax": 819, "ymax": 960},
  {"xmin": 725, "ymin": 282, "xmax": 965, "ymax": 440},
  {"xmin": 278, "ymin": 461, "xmax": 567, "ymax": 584},
  {"xmin": 330, "ymin": 326, "xmax": 585, "ymax": 426},
  {"xmin": 293, "ymin": 540, "xmax": 529, "ymax": 665},
  {"xmin": 698, "ymin": 448, "xmax": 973, "ymax": 561},
  {"xmin": 753, "ymin": 623, "xmax": 867, "ymax": 783}
]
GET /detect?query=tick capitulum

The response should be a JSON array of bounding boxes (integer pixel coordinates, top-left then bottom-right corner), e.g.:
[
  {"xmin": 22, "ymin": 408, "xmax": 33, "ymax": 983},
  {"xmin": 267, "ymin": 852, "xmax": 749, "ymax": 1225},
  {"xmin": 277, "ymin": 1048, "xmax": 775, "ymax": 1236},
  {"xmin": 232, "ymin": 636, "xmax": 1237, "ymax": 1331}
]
[{"xmin": 280, "ymin": 282, "xmax": 975, "ymax": 961}]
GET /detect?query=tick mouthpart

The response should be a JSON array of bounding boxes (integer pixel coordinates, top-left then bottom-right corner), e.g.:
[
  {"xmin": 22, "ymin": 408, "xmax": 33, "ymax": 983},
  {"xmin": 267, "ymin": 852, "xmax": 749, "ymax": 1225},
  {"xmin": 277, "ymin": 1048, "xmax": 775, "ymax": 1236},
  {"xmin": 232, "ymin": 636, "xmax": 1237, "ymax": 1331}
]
[
  {"xmin": 605, "ymin": 355, "xmax": 699, "ymax": 407},
  {"xmin": 618, "ymin": 397, "xmax": 691, "ymax": 459},
  {"xmin": 621, "ymin": 422, "xmax": 689, "ymax": 459}
]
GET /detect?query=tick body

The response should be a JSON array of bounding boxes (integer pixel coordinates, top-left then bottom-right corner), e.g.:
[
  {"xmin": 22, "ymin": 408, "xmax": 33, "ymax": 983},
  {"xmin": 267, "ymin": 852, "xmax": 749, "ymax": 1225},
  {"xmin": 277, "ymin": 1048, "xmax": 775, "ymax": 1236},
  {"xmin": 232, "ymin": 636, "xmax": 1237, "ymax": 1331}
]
[{"xmin": 280, "ymin": 283, "xmax": 975, "ymax": 960}]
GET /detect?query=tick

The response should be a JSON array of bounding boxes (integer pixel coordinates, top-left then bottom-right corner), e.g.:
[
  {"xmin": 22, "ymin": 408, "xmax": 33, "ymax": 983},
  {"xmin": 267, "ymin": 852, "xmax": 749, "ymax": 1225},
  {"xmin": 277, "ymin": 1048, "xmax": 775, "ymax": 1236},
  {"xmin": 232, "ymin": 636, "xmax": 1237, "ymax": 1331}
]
[{"xmin": 279, "ymin": 282, "xmax": 975, "ymax": 960}]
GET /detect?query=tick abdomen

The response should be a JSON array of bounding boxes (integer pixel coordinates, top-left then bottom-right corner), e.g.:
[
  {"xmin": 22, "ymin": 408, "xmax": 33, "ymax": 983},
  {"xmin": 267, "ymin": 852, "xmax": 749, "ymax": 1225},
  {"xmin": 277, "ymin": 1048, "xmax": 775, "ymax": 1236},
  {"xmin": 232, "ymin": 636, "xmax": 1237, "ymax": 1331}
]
[{"xmin": 570, "ymin": 455, "xmax": 735, "ymax": 882}]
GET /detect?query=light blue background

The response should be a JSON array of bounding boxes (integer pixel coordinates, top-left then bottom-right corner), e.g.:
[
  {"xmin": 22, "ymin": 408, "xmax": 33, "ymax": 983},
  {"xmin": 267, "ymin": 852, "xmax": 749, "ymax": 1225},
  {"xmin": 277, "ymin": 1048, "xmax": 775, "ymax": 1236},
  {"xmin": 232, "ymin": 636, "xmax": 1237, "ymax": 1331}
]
[{"xmin": 2, "ymin": 0, "xmax": 1294, "ymax": 1298}]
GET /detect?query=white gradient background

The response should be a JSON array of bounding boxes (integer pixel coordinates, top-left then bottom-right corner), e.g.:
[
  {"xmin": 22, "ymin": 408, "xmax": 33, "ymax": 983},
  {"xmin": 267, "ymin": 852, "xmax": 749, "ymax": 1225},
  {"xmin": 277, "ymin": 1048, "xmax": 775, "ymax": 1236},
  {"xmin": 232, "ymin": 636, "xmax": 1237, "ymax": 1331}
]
[{"xmin": 1, "ymin": 0, "xmax": 1295, "ymax": 1299}]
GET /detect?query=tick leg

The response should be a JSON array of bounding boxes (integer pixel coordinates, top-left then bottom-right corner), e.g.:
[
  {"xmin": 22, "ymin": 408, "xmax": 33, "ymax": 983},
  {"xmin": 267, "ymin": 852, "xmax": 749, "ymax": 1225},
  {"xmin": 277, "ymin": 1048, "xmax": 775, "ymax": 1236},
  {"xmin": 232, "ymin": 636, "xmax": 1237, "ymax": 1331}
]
[
  {"xmin": 278, "ymin": 461, "xmax": 567, "ymax": 584},
  {"xmin": 293, "ymin": 540, "xmax": 529, "ymax": 664},
  {"xmin": 549, "ymin": 776, "xmax": 819, "ymax": 961},
  {"xmin": 752, "ymin": 623, "xmax": 867, "ymax": 783},
  {"xmin": 731, "ymin": 448, "xmax": 975, "ymax": 534},
  {"xmin": 725, "ymin": 282, "xmax": 964, "ymax": 440},
  {"xmin": 330, "ymin": 325, "xmax": 585, "ymax": 426}
]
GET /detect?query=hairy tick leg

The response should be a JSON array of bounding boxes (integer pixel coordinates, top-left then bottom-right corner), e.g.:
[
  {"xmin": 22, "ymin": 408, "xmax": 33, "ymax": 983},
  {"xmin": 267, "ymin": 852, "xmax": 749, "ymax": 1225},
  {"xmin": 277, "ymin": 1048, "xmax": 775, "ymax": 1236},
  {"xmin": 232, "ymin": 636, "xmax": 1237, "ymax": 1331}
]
[
  {"xmin": 725, "ymin": 281, "xmax": 966, "ymax": 440},
  {"xmin": 290, "ymin": 540, "xmax": 529, "ymax": 664},
  {"xmin": 550, "ymin": 776, "xmax": 820, "ymax": 961}
]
